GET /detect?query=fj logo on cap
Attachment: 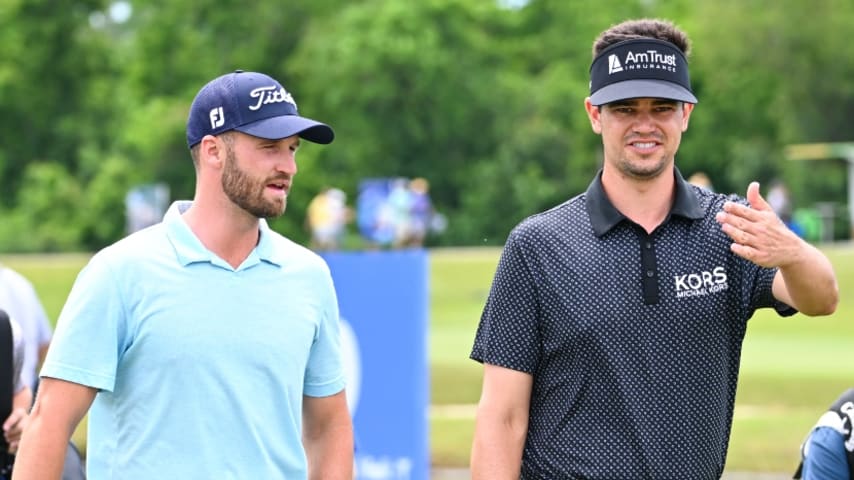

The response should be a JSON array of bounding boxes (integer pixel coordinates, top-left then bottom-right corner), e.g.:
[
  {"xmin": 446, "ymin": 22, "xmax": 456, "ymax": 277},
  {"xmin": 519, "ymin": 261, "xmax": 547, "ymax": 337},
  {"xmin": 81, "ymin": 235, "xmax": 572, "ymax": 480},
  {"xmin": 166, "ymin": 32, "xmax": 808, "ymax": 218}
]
[
  {"xmin": 249, "ymin": 86, "xmax": 296, "ymax": 111},
  {"xmin": 209, "ymin": 107, "xmax": 225, "ymax": 129},
  {"xmin": 608, "ymin": 55, "xmax": 623, "ymax": 74}
]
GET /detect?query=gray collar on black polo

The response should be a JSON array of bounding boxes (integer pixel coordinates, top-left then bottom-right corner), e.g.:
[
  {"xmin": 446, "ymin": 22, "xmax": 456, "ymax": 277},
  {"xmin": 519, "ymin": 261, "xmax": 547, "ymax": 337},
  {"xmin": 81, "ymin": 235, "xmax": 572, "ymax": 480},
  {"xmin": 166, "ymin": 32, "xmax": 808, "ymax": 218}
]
[{"xmin": 589, "ymin": 38, "xmax": 697, "ymax": 106}]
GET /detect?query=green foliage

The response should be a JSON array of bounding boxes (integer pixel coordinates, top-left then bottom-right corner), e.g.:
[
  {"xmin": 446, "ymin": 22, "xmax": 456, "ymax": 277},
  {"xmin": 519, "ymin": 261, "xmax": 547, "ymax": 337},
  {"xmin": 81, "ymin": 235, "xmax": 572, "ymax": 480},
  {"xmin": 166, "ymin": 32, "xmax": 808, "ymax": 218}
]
[
  {"xmin": 289, "ymin": 0, "xmax": 521, "ymax": 244},
  {"xmin": 79, "ymin": 155, "xmax": 138, "ymax": 249},
  {"xmin": 0, "ymin": 0, "xmax": 852, "ymax": 249},
  {"xmin": 0, "ymin": 0, "xmax": 117, "ymax": 204},
  {"xmin": 0, "ymin": 163, "xmax": 85, "ymax": 252}
]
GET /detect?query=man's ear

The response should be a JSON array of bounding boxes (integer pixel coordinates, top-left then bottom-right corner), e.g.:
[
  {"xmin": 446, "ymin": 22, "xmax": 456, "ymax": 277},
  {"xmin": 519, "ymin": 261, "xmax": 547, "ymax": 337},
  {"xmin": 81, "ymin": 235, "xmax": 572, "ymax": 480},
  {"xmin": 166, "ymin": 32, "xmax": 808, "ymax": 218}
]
[
  {"xmin": 584, "ymin": 98, "xmax": 602, "ymax": 134},
  {"xmin": 199, "ymin": 135, "xmax": 225, "ymax": 169},
  {"xmin": 681, "ymin": 102, "xmax": 695, "ymax": 132}
]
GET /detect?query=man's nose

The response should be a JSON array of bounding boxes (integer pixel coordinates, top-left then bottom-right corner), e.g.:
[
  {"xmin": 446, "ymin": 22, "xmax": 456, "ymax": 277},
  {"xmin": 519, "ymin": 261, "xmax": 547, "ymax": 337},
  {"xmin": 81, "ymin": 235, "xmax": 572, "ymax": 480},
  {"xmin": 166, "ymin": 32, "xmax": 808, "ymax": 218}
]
[
  {"xmin": 632, "ymin": 111, "xmax": 657, "ymax": 132},
  {"xmin": 276, "ymin": 152, "xmax": 297, "ymax": 175}
]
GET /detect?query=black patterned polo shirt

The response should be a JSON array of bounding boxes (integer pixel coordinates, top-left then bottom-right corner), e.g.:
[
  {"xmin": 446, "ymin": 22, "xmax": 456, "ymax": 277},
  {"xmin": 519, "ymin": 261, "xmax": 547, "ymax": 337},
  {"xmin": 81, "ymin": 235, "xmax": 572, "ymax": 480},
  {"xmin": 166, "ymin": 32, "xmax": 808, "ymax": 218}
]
[{"xmin": 471, "ymin": 168, "xmax": 796, "ymax": 480}]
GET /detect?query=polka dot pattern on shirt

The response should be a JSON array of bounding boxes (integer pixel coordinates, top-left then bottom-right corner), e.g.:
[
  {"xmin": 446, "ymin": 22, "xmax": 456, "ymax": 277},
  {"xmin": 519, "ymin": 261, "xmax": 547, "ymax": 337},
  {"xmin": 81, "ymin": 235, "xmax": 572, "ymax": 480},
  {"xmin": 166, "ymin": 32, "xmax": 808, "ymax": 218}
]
[{"xmin": 471, "ymin": 172, "xmax": 794, "ymax": 480}]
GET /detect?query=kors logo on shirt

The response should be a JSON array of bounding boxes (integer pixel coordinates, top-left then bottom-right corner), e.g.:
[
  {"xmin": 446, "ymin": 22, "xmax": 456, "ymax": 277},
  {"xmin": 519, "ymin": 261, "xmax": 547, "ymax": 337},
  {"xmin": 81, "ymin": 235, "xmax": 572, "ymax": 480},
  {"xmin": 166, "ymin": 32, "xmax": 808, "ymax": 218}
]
[{"xmin": 673, "ymin": 266, "xmax": 728, "ymax": 298}]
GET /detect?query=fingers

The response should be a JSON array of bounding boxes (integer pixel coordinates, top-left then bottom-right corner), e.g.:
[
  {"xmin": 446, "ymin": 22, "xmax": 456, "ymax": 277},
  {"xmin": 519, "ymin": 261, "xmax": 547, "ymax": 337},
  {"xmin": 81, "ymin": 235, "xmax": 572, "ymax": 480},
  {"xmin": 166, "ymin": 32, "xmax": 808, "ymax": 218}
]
[
  {"xmin": 3, "ymin": 409, "xmax": 26, "ymax": 444},
  {"xmin": 718, "ymin": 221, "xmax": 753, "ymax": 245},
  {"xmin": 2, "ymin": 414, "xmax": 15, "ymax": 433},
  {"xmin": 745, "ymin": 181, "xmax": 768, "ymax": 209},
  {"xmin": 716, "ymin": 184, "xmax": 801, "ymax": 268},
  {"xmin": 715, "ymin": 206, "xmax": 768, "ymax": 237},
  {"xmin": 720, "ymin": 182, "xmax": 782, "ymax": 229},
  {"xmin": 728, "ymin": 242, "xmax": 758, "ymax": 262}
]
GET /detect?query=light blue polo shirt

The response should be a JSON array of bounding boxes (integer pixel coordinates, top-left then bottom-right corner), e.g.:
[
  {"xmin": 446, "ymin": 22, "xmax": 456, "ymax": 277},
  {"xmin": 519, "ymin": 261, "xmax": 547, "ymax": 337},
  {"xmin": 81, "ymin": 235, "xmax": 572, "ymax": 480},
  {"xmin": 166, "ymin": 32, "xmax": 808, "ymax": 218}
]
[{"xmin": 42, "ymin": 201, "xmax": 346, "ymax": 479}]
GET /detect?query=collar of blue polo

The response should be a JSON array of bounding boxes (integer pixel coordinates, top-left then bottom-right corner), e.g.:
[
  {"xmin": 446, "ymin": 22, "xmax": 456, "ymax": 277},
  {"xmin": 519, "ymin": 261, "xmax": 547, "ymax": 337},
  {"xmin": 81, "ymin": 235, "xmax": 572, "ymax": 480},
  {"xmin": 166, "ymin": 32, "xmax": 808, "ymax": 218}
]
[{"xmin": 589, "ymin": 38, "xmax": 697, "ymax": 106}]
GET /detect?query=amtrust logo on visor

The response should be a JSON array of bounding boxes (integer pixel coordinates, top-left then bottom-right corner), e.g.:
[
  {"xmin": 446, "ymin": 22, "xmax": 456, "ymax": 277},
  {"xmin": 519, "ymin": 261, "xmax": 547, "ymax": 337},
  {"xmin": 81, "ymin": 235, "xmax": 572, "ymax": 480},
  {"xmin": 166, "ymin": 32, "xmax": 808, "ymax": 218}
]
[
  {"xmin": 589, "ymin": 38, "xmax": 697, "ymax": 105},
  {"xmin": 607, "ymin": 49, "xmax": 678, "ymax": 75}
]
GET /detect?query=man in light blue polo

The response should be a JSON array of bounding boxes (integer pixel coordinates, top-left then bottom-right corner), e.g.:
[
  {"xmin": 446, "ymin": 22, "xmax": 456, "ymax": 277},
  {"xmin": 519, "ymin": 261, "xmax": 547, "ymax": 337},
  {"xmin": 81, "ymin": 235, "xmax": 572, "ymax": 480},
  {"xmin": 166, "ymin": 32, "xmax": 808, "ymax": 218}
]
[{"xmin": 14, "ymin": 71, "xmax": 354, "ymax": 479}]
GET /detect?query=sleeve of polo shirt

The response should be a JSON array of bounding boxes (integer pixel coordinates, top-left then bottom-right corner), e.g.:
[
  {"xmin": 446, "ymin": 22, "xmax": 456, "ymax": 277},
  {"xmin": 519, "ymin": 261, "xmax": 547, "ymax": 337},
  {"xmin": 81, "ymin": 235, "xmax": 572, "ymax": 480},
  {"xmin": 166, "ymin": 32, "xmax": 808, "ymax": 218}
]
[
  {"xmin": 40, "ymin": 250, "xmax": 128, "ymax": 392},
  {"xmin": 801, "ymin": 427, "xmax": 849, "ymax": 479},
  {"xmin": 747, "ymin": 263, "xmax": 797, "ymax": 317},
  {"xmin": 470, "ymin": 226, "xmax": 541, "ymax": 374},
  {"xmin": 303, "ymin": 264, "xmax": 346, "ymax": 398},
  {"xmin": 726, "ymin": 195, "xmax": 797, "ymax": 318}
]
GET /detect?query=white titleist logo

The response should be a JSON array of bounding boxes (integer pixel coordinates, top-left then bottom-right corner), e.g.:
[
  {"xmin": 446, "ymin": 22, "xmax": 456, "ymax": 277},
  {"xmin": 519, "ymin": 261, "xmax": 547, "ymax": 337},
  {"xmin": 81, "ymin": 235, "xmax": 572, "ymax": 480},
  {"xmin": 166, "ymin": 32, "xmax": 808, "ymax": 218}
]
[
  {"xmin": 209, "ymin": 106, "xmax": 225, "ymax": 129},
  {"xmin": 611, "ymin": 49, "xmax": 677, "ymax": 75},
  {"xmin": 248, "ymin": 86, "xmax": 296, "ymax": 111},
  {"xmin": 674, "ymin": 266, "xmax": 728, "ymax": 298}
]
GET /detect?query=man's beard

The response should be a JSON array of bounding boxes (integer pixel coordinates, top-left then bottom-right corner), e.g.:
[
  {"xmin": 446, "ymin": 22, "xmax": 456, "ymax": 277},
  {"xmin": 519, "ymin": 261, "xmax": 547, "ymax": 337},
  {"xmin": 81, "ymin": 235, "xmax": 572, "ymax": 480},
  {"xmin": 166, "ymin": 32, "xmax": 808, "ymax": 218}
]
[
  {"xmin": 615, "ymin": 134, "xmax": 674, "ymax": 180},
  {"xmin": 221, "ymin": 147, "xmax": 287, "ymax": 218},
  {"xmin": 617, "ymin": 154, "xmax": 670, "ymax": 180}
]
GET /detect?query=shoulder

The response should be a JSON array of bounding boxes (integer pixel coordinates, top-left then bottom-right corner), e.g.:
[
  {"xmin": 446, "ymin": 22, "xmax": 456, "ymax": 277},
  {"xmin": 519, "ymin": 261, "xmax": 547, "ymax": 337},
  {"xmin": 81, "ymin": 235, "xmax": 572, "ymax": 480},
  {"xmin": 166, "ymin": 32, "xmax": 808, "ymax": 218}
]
[
  {"xmin": 509, "ymin": 194, "xmax": 588, "ymax": 244},
  {"xmin": 693, "ymin": 186, "xmax": 747, "ymax": 212},
  {"xmin": 263, "ymin": 229, "xmax": 332, "ymax": 274},
  {"xmin": 803, "ymin": 426, "xmax": 848, "ymax": 473},
  {"xmin": 0, "ymin": 266, "xmax": 36, "ymax": 292},
  {"xmin": 830, "ymin": 387, "xmax": 854, "ymax": 407},
  {"xmin": 83, "ymin": 224, "xmax": 170, "ymax": 275}
]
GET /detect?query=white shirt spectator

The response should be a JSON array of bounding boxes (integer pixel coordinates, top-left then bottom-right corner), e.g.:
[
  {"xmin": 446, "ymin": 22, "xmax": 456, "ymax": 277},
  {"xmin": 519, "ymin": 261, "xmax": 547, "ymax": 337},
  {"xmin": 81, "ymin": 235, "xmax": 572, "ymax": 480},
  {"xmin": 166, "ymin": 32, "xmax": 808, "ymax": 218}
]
[{"xmin": 0, "ymin": 265, "xmax": 52, "ymax": 390}]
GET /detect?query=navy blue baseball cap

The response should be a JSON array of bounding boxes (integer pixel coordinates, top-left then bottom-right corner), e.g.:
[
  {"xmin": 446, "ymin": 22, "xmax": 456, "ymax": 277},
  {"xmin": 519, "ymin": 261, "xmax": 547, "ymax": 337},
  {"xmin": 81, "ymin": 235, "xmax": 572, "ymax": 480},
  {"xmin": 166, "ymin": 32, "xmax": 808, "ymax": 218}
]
[
  {"xmin": 589, "ymin": 38, "xmax": 697, "ymax": 106},
  {"xmin": 186, "ymin": 70, "xmax": 334, "ymax": 148}
]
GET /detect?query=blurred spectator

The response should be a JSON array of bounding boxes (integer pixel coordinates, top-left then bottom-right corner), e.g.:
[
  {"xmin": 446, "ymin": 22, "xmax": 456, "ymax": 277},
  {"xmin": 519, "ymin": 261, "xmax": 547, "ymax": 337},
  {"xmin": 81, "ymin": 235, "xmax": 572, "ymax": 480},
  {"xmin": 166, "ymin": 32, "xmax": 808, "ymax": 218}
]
[
  {"xmin": 0, "ymin": 264, "xmax": 52, "ymax": 393},
  {"xmin": 125, "ymin": 183, "xmax": 170, "ymax": 234},
  {"xmin": 767, "ymin": 180, "xmax": 805, "ymax": 237},
  {"xmin": 794, "ymin": 387, "xmax": 853, "ymax": 479},
  {"xmin": 306, "ymin": 187, "xmax": 351, "ymax": 251},
  {"xmin": 356, "ymin": 179, "xmax": 396, "ymax": 249},
  {"xmin": 356, "ymin": 177, "xmax": 444, "ymax": 249},
  {"xmin": 767, "ymin": 180, "xmax": 793, "ymax": 223},
  {"xmin": 687, "ymin": 171, "xmax": 714, "ymax": 191},
  {"xmin": 387, "ymin": 179, "xmax": 415, "ymax": 248},
  {"xmin": 0, "ymin": 310, "xmax": 33, "ymax": 463},
  {"xmin": 406, "ymin": 177, "xmax": 434, "ymax": 247}
]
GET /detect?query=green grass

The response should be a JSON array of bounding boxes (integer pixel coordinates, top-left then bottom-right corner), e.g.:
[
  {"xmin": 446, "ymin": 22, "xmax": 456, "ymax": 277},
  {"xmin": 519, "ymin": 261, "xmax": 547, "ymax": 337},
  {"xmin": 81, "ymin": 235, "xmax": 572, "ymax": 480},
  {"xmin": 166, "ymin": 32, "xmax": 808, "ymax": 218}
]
[
  {"xmin": 429, "ymin": 248, "xmax": 495, "ymax": 406},
  {"xmin": 427, "ymin": 244, "xmax": 854, "ymax": 472},
  {"xmin": 5, "ymin": 244, "xmax": 853, "ymax": 473}
]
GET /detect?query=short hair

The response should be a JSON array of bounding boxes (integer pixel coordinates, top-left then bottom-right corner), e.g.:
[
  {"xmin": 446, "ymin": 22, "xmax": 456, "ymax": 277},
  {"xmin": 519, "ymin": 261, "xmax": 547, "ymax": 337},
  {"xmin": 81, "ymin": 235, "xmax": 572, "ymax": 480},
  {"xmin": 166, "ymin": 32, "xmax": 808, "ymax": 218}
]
[{"xmin": 592, "ymin": 18, "xmax": 691, "ymax": 58}]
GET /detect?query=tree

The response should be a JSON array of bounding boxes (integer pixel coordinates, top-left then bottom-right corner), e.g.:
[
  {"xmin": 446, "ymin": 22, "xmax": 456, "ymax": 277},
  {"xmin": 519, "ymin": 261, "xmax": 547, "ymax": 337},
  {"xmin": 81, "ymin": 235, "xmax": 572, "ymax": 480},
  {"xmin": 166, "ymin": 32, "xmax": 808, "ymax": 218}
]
[{"xmin": 0, "ymin": 0, "xmax": 116, "ymax": 205}]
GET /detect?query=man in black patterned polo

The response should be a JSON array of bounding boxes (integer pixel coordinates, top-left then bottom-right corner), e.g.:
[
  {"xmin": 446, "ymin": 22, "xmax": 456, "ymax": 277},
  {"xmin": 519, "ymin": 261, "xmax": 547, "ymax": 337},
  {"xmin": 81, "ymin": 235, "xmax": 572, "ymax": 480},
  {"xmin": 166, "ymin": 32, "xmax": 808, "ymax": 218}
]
[{"xmin": 470, "ymin": 18, "xmax": 839, "ymax": 480}]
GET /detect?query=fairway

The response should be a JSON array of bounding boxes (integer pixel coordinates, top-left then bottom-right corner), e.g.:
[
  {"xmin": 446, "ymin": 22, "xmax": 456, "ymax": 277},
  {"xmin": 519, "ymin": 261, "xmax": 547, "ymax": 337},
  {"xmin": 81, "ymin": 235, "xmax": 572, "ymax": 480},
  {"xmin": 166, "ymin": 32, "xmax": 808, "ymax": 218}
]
[
  {"xmin": 428, "ymin": 244, "xmax": 854, "ymax": 473},
  {"xmin": 5, "ymin": 243, "xmax": 853, "ymax": 473}
]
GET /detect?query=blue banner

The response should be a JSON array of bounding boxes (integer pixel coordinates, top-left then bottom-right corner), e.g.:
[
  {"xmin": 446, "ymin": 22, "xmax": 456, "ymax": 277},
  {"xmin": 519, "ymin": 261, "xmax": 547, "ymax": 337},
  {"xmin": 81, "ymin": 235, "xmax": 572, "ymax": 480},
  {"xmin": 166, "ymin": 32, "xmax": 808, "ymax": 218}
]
[{"xmin": 321, "ymin": 250, "xmax": 430, "ymax": 480}]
